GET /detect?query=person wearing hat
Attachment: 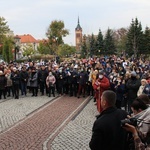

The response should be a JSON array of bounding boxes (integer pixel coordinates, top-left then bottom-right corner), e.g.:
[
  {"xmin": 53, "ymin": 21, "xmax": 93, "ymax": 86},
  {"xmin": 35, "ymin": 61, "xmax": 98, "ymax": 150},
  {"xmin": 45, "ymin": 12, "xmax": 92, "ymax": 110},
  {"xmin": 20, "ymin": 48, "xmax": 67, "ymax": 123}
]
[
  {"xmin": 93, "ymin": 70, "xmax": 110, "ymax": 113},
  {"xmin": 0, "ymin": 71, "xmax": 7, "ymax": 99},
  {"xmin": 126, "ymin": 71, "xmax": 141, "ymax": 114}
]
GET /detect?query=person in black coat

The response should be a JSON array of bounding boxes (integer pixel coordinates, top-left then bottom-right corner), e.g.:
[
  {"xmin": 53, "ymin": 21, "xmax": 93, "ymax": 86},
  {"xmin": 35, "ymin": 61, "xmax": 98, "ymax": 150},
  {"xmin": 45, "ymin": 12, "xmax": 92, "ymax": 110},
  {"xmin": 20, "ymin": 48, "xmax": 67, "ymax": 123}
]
[
  {"xmin": 56, "ymin": 68, "xmax": 66, "ymax": 96},
  {"xmin": 11, "ymin": 67, "xmax": 20, "ymax": 99},
  {"xmin": 89, "ymin": 90, "xmax": 128, "ymax": 150},
  {"xmin": 38, "ymin": 65, "xmax": 48, "ymax": 96},
  {"xmin": 126, "ymin": 71, "xmax": 141, "ymax": 114},
  {"xmin": 20, "ymin": 66, "xmax": 29, "ymax": 96},
  {"xmin": 0, "ymin": 71, "xmax": 7, "ymax": 99},
  {"xmin": 77, "ymin": 68, "xmax": 88, "ymax": 98},
  {"xmin": 29, "ymin": 68, "xmax": 38, "ymax": 97},
  {"xmin": 68, "ymin": 68, "xmax": 78, "ymax": 97}
]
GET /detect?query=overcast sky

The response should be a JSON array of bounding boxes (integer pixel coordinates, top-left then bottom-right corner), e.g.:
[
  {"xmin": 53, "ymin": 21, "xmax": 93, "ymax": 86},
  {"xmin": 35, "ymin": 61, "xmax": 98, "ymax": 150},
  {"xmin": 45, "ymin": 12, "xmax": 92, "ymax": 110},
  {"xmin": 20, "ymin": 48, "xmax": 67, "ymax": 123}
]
[{"xmin": 0, "ymin": 0, "xmax": 150, "ymax": 46}]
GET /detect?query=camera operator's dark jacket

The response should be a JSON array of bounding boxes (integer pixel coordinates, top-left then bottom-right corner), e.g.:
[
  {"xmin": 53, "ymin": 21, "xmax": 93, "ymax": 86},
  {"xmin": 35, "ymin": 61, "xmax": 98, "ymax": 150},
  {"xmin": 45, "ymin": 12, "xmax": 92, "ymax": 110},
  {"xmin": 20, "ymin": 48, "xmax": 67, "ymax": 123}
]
[{"xmin": 89, "ymin": 107, "xmax": 128, "ymax": 150}]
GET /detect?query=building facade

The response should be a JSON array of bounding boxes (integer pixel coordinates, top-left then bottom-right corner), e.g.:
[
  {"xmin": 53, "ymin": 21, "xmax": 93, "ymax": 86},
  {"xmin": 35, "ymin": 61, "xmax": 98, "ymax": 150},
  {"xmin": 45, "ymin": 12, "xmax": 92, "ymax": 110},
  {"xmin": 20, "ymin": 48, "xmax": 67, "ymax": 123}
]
[{"xmin": 14, "ymin": 34, "xmax": 38, "ymax": 60}]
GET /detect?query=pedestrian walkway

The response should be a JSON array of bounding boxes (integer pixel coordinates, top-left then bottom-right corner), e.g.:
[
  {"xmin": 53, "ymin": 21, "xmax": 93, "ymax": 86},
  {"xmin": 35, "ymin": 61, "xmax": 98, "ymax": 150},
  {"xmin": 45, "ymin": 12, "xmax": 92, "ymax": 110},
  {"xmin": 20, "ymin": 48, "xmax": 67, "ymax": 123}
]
[
  {"xmin": 0, "ymin": 95, "xmax": 98, "ymax": 150},
  {"xmin": 0, "ymin": 95, "xmax": 54, "ymax": 133},
  {"xmin": 50, "ymin": 99, "xmax": 97, "ymax": 150}
]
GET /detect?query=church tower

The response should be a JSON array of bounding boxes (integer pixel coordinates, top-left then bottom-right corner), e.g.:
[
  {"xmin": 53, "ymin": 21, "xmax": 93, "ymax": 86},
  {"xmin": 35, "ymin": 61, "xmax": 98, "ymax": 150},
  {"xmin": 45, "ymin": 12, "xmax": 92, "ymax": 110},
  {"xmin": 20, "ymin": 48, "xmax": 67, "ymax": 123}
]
[{"xmin": 75, "ymin": 17, "xmax": 82, "ymax": 51}]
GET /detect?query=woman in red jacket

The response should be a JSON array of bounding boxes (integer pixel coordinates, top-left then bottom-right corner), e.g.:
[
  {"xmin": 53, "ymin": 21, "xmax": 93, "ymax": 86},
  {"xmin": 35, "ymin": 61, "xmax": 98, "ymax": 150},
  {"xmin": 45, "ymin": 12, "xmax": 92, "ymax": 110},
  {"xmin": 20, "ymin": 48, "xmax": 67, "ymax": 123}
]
[{"xmin": 93, "ymin": 70, "xmax": 110, "ymax": 113}]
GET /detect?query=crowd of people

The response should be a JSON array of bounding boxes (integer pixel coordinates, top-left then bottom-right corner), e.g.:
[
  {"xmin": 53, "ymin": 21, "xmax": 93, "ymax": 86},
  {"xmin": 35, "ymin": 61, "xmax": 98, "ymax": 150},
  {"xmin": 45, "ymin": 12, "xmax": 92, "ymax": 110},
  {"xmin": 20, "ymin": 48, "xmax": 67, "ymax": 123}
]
[
  {"xmin": 0, "ymin": 55, "xmax": 149, "ymax": 109},
  {"xmin": 0, "ymin": 55, "xmax": 150, "ymax": 149}
]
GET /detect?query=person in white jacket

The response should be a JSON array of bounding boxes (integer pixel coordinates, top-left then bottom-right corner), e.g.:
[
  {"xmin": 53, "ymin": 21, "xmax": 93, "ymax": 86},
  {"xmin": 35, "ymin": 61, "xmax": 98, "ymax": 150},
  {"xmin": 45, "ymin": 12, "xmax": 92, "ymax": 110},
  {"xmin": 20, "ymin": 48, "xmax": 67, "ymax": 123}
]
[{"xmin": 137, "ymin": 79, "xmax": 148, "ymax": 97}]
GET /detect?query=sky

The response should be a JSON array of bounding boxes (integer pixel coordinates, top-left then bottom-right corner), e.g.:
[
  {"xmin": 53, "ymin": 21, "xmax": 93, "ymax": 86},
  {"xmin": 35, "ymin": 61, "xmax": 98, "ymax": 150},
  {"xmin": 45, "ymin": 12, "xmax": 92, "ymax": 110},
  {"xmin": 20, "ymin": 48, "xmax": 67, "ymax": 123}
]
[{"xmin": 0, "ymin": 0, "xmax": 150, "ymax": 46}]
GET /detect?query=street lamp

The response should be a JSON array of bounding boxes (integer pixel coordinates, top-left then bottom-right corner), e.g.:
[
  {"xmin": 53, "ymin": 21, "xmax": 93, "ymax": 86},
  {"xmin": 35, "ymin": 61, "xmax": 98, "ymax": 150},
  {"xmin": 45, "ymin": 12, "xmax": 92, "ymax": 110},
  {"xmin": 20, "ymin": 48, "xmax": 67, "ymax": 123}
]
[
  {"xmin": 33, "ymin": 42, "xmax": 35, "ymax": 50},
  {"xmin": 14, "ymin": 35, "xmax": 21, "ymax": 61},
  {"xmin": 14, "ymin": 46, "xmax": 17, "ymax": 61},
  {"xmin": 98, "ymin": 50, "xmax": 101, "ymax": 56}
]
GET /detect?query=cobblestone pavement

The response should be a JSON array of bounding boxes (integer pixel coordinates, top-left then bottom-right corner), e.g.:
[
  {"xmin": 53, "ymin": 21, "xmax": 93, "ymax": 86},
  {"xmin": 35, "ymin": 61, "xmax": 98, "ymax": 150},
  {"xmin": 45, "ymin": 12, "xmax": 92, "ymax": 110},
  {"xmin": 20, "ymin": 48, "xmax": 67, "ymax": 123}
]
[
  {"xmin": 0, "ymin": 94, "xmax": 97, "ymax": 150},
  {"xmin": 0, "ymin": 95, "xmax": 54, "ymax": 133},
  {"xmin": 50, "ymin": 100, "xmax": 97, "ymax": 150}
]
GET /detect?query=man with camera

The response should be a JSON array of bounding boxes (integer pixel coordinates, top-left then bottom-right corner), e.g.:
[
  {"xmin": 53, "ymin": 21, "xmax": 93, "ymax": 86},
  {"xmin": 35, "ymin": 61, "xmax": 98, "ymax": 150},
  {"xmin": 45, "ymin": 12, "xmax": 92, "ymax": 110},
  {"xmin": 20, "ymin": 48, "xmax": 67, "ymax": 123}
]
[
  {"xmin": 89, "ymin": 90, "xmax": 128, "ymax": 150},
  {"xmin": 123, "ymin": 123, "xmax": 146, "ymax": 150},
  {"xmin": 122, "ymin": 94, "xmax": 150, "ymax": 150}
]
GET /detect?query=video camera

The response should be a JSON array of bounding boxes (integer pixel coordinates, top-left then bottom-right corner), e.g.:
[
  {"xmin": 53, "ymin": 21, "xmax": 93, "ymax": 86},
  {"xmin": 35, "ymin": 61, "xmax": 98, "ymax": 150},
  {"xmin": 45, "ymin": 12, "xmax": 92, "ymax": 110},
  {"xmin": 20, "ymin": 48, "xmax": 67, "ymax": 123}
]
[
  {"xmin": 121, "ymin": 118, "xmax": 138, "ymax": 127},
  {"xmin": 121, "ymin": 107, "xmax": 150, "ymax": 127}
]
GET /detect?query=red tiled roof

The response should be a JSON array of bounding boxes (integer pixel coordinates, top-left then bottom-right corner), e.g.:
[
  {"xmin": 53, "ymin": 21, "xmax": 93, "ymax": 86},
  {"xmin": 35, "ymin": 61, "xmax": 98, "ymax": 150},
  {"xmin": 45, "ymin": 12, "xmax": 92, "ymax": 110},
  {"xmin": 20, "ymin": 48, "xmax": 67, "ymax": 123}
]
[{"xmin": 17, "ymin": 34, "xmax": 38, "ymax": 43}]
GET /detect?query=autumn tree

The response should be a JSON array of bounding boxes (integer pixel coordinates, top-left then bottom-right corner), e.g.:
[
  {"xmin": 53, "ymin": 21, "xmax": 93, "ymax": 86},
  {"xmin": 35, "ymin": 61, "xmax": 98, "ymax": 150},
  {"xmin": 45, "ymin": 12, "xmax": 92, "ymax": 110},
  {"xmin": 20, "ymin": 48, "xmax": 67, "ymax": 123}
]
[
  {"xmin": 57, "ymin": 44, "xmax": 76, "ymax": 57},
  {"xmin": 0, "ymin": 17, "xmax": 10, "ymax": 55},
  {"xmin": 23, "ymin": 44, "xmax": 35, "ymax": 58},
  {"xmin": 113, "ymin": 28, "xmax": 128, "ymax": 55},
  {"xmin": 2, "ymin": 37, "xmax": 13, "ymax": 62},
  {"xmin": 46, "ymin": 20, "xmax": 69, "ymax": 54},
  {"xmin": 37, "ymin": 40, "xmax": 51, "ymax": 55}
]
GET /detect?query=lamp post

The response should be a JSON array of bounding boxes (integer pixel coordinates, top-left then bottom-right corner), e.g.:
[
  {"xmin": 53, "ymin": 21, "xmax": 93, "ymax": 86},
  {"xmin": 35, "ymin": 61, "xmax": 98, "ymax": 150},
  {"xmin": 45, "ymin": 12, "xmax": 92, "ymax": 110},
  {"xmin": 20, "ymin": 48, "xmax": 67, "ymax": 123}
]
[
  {"xmin": 98, "ymin": 50, "xmax": 101, "ymax": 56},
  {"xmin": 14, "ymin": 35, "xmax": 21, "ymax": 61},
  {"xmin": 14, "ymin": 46, "xmax": 17, "ymax": 61},
  {"xmin": 33, "ymin": 42, "xmax": 36, "ymax": 60},
  {"xmin": 33, "ymin": 42, "xmax": 35, "ymax": 50}
]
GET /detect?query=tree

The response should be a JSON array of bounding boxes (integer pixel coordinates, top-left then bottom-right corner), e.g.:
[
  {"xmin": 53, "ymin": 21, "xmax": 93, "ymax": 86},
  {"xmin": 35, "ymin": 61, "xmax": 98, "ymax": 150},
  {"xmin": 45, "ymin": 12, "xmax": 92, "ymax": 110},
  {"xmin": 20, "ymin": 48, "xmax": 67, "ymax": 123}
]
[
  {"xmin": 22, "ymin": 44, "xmax": 35, "ymax": 58},
  {"xmin": 126, "ymin": 18, "xmax": 143, "ymax": 58},
  {"xmin": 57, "ymin": 44, "xmax": 76, "ymax": 57},
  {"xmin": 89, "ymin": 33, "xmax": 97, "ymax": 57},
  {"xmin": 96, "ymin": 29, "xmax": 104, "ymax": 55},
  {"xmin": 2, "ymin": 37, "xmax": 13, "ymax": 62},
  {"xmin": 113, "ymin": 28, "xmax": 128, "ymax": 56},
  {"xmin": 81, "ymin": 40, "xmax": 87, "ymax": 58},
  {"xmin": 46, "ymin": 20, "xmax": 69, "ymax": 54},
  {"xmin": 37, "ymin": 40, "xmax": 51, "ymax": 54},
  {"xmin": 142, "ymin": 26, "xmax": 150, "ymax": 55},
  {"xmin": 0, "ymin": 17, "xmax": 10, "ymax": 54},
  {"xmin": 104, "ymin": 28, "xmax": 116, "ymax": 55}
]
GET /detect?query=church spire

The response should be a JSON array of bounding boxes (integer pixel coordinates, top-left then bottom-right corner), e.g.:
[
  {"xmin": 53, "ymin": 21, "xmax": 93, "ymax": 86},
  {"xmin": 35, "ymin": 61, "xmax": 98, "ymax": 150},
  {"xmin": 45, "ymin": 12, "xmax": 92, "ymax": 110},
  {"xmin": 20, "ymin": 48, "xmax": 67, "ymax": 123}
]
[{"xmin": 75, "ymin": 16, "xmax": 82, "ymax": 31}]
